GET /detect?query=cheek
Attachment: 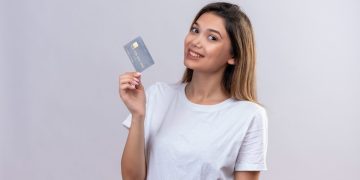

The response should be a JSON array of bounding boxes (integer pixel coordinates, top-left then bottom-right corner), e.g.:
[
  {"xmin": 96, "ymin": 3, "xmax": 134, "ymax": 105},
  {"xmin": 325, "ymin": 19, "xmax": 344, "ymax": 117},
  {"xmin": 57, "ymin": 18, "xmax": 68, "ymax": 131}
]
[
  {"xmin": 184, "ymin": 34, "xmax": 191, "ymax": 47},
  {"xmin": 206, "ymin": 45, "xmax": 223, "ymax": 58},
  {"xmin": 207, "ymin": 45, "xmax": 230, "ymax": 63}
]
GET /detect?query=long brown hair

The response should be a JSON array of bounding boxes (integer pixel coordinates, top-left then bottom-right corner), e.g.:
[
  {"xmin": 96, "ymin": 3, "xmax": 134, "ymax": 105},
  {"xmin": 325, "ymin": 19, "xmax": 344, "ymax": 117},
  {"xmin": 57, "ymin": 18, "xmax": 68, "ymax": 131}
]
[{"xmin": 181, "ymin": 2, "xmax": 258, "ymax": 103}]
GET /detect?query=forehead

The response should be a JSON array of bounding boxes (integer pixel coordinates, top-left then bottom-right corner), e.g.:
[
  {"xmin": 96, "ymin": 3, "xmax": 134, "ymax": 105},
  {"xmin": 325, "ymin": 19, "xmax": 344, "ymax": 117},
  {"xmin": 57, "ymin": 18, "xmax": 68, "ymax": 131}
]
[{"xmin": 194, "ymin": 12, "xmax": 227, "ymax": 34}]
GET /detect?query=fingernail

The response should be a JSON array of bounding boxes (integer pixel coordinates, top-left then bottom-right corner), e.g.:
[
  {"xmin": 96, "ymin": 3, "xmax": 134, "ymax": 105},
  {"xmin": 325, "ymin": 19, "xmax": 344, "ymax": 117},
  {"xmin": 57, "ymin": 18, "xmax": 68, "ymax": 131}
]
[
  {"xmin": 133, "ymin": 78, "xmax": 139, "ymax": 82},
  {"xmin": 132, "ymin": 81, "xmax": 139, "ymax": 85},
  {"xmin": 136, "ymin": 72, "xmax": 141, "ymax": 76}
]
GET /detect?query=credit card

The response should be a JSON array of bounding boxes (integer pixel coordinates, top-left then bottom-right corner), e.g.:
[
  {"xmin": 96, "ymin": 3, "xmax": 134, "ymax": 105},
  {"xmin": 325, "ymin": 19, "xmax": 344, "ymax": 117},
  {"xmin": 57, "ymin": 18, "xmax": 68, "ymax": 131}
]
[{"xmin": 123, "ymin": 36, "xmax": 155, "ymax": 72}]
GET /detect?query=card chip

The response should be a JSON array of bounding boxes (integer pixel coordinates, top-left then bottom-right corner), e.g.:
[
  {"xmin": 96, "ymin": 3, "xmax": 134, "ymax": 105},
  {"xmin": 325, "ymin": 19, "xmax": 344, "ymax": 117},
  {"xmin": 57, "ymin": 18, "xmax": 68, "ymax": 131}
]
[{"xmin": 132, "ymin": 42, "xmax": 138, "ymax": 49}]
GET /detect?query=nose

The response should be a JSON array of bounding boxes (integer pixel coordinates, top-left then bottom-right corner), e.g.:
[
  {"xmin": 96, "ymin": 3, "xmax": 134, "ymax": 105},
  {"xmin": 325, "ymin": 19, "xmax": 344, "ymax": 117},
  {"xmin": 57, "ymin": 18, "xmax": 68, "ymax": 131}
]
[{"xmin": 190, "ymin": 35, "xmax": 202, "ymax": 48}]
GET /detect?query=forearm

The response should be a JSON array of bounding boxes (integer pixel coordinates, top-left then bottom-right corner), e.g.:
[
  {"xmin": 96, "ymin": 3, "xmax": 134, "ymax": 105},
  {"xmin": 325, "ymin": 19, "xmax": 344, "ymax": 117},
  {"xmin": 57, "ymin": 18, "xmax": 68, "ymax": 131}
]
[
  {"xmin": 234, "ymin": 171, "xmax": 260, "ymax": 180},
  {"xmin": 121, "ymin": 114, "xmax": 146, "ymax": 180}
]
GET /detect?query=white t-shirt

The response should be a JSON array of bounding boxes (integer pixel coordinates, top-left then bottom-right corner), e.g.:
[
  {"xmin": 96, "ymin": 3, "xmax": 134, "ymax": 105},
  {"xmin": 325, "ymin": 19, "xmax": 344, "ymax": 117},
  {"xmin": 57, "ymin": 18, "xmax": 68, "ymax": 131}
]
[{"xmin": 122, "ymin": 82, "xmax": 268, "ymax": 180}]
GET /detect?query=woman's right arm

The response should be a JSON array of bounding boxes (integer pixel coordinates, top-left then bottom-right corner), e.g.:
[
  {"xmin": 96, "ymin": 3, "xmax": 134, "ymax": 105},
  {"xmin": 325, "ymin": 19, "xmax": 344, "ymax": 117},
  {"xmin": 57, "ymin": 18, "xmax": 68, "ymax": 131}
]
[{"xmin": 119, "ymin": 72, "xmax": 147, "ymax": 180}]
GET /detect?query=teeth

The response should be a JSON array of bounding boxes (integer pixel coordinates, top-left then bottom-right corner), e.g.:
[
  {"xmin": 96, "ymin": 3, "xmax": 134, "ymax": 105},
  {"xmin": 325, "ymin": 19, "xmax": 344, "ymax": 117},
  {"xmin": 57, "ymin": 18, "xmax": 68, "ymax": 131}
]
[{"xmin": 189, "ymin": 50, "xmax": 201, "ymax": 58}]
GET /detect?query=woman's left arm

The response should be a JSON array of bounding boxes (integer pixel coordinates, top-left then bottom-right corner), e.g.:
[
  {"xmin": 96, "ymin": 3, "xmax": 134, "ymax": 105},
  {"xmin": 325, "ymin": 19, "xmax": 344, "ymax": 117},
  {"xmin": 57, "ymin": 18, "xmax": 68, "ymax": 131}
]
[{"xmin": 234, "ymin": 171, "xmax": 260, "ymax": 180}]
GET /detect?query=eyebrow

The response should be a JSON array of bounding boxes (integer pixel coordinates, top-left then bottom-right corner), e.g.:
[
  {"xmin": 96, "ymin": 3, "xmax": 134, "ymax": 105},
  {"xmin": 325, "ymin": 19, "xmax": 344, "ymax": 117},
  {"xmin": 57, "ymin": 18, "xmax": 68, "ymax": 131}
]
[{"xmin": 193, "ymin": 22, "xmax": 223, "ymax": 39}]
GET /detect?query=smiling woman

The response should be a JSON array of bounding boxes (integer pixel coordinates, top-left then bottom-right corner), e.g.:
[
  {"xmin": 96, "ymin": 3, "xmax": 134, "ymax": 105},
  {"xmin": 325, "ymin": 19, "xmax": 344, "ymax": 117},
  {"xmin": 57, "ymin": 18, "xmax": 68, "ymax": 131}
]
[
  {"xmin": 184, "ymin": 13, "xmax": 235, "ymax": 74},
  {"xmin": 119, "ymin": 2, "xmax": 268, "ymax": 180},
  {"xmin": 182, "ymin": 2, "xmax": 257, "ymax": 103}
]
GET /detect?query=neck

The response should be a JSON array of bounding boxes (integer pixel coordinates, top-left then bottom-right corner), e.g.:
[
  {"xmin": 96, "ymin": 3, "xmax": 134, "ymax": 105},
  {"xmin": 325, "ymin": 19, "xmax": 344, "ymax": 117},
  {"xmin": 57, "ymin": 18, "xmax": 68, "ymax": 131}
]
[{"xmin": 185, "ymin": 70, "xmax": 230, "ymax": 105}]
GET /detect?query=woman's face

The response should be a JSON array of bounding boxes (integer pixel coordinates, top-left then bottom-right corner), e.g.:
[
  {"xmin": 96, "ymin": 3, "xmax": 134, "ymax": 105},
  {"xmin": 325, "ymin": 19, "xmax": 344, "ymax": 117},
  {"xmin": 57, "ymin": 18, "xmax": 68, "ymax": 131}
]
[{"xmin": 184, "ymin": 12, "xmax": 234, "ymax": 73}]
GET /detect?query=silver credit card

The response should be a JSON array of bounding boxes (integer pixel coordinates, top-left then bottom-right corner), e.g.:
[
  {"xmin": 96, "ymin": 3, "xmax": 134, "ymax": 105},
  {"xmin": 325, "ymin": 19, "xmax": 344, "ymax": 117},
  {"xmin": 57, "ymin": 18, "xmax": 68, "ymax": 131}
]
[{"xmin": 123, "ymin": 36, "xmax": 155, "ymax": 72}]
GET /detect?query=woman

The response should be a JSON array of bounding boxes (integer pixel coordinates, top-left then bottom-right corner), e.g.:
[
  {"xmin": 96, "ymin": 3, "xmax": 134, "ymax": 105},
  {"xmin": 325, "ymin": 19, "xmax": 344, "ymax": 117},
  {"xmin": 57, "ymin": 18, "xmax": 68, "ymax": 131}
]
[{"xmin": 119, "ymin": 2, "xmax": 268, "ymax": 180}]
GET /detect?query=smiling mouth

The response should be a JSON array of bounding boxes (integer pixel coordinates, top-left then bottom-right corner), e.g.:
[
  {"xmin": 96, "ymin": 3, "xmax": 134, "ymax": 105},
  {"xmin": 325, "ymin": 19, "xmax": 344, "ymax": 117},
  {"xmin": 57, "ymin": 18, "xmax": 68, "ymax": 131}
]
[{"xmin": 187, "ymin": 49, "xmax": 204, "ymax": 59}]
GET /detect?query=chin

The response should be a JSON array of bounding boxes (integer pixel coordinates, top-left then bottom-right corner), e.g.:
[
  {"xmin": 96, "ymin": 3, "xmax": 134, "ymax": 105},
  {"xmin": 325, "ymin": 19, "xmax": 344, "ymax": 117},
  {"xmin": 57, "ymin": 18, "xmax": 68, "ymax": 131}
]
[{"xmin": 183, "ymin": 59, "xmax": 195, "ymax": 70}]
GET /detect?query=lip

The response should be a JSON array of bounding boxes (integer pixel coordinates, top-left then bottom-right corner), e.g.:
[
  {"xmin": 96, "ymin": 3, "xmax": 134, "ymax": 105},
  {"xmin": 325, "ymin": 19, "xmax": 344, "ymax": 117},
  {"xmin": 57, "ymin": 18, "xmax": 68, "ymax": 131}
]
[{"xmin": 186, "ymin": 48, "xmax": 204, "ymax": 60}]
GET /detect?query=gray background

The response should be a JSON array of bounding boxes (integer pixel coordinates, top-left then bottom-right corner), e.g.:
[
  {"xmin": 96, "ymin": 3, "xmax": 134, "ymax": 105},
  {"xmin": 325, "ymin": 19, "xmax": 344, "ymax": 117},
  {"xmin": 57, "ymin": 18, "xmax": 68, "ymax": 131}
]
[{"xmin": 1, "ymin": 0, "xmax": 359, "ymax": 179}]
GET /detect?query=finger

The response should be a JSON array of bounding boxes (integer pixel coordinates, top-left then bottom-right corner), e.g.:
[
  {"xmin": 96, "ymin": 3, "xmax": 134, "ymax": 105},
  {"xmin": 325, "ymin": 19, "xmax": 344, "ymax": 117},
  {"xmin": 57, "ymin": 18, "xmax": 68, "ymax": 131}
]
[
  {"xmin": 120, "ymin": 83, "xmax": 136, "ymax": 90},
  {"xmin": 120, "ymin": 71, "xmax": 141, "ymax": 78},
  {"xmin": 119, "ymin": 73, "xmax": 141, "ymax": 82},
  {"xmin": 119, "ymin": 73, "xmax": 133, "ymax": 81},
  {"xmin": 119, "ymin": 74, "xmax": 140, "ymax": 84},
  {"xmin": 125, "ymin": 72, "xmax": 141, "ymax": 82},
  {"xmin": 134, "ymin": 81, "xmax": 144, "ymax": 90},
  {"xmin": 133, "ymin": 72, "xmax": 141, "ymax": 78},
  {"xmin": 120, "ymin": 77, "xmax": 140, "ymax": 86}
]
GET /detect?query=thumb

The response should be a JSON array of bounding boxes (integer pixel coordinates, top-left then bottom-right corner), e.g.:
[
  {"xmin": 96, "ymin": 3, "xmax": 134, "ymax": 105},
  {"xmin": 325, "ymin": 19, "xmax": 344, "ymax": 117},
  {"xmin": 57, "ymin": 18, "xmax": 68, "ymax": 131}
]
[{"xmin": 134, "ymin": 75, "xmax": 144, "ymax": 90}]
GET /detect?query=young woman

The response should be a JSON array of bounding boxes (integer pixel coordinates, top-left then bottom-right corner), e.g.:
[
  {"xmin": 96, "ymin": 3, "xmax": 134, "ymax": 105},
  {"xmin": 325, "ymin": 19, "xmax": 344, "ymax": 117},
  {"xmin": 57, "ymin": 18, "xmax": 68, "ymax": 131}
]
[{"xmin": 119, "ymin": 2, "xmax": 268, "ymax": 180}]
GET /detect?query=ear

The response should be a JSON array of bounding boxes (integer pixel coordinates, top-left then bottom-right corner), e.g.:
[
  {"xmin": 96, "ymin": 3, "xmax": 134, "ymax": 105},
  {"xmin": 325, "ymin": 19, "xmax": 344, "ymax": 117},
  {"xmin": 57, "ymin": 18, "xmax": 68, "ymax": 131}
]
[{"xmin": 227, "ymin": 58, "xmax": 235, "ymax": 65}]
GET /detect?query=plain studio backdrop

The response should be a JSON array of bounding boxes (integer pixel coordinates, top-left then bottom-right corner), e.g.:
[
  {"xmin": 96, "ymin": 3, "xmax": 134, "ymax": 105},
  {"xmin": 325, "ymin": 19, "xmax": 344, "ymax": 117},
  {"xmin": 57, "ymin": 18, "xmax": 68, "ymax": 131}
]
[{"xmin": 1, "ymin": 0, "xmax": 359, "ymax": 179}]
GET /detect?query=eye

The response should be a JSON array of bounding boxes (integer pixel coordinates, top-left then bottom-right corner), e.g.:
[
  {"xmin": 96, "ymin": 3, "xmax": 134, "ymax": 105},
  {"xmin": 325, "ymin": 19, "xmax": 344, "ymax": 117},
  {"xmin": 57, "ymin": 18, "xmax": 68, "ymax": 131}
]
[
  {"xmin": 208, "ymin": 35, "xmax": 218, "ymax": 41},
  {"xmin": 190, "ymin": 27, "xmax": 199, "ymax": 33}
]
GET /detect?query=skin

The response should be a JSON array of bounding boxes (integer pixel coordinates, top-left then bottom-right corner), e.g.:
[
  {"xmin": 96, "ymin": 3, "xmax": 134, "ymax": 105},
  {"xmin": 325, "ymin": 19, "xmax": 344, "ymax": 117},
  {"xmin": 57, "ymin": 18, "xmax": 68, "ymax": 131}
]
[
  {"xmin": 119, "ymin": 12, "xmax": 260, "ymax": 180},
  {"xmin": 183, "ymin": 12, "xmax": 235, "ymax": 104},
  {"xmin": 119, "ymin": 72, "xmax": 146, "ymax": 180}
]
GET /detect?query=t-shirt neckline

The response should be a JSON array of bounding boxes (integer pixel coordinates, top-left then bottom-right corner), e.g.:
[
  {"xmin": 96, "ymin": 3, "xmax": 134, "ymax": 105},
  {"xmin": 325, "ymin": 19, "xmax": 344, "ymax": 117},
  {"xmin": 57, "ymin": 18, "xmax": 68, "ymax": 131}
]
[{"xmin": 179, "ymin": 83, "xmax": 234, "ymax": 111}]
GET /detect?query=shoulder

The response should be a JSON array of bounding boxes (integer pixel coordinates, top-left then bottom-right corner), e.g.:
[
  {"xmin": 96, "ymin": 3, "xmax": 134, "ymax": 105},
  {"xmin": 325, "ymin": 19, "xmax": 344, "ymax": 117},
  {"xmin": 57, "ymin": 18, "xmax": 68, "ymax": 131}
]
[
  {"xmin": 229, "ymin": 100, "xmax": 268, "ymax": 128},
  {"xmin": 231, "ymin": 100, "xmax": 267, "ymax": 116}
]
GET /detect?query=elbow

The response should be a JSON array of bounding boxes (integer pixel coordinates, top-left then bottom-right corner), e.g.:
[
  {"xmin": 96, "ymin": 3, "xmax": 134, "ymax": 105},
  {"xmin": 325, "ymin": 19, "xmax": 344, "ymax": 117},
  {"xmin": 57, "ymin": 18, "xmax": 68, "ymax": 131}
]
[
  {"xmin": 121, "ymin": 170, "xmax": 146, "ymax": 180},
  {"xmin": 121, "ymin": 165, "xmax": 146, "ymax": 180}
]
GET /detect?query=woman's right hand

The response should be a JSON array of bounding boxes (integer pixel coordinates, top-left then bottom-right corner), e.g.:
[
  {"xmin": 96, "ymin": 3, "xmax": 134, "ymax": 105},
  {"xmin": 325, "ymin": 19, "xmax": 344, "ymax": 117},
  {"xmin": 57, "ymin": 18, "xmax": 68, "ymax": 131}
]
[{"xmin": 119, "ymin": 72, "xmax": 146, "ymax": 117}]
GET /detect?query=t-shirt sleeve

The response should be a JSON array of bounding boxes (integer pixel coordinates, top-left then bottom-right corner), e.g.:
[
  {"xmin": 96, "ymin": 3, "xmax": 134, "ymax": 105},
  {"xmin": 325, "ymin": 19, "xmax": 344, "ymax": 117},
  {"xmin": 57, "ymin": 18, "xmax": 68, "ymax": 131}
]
[
  {"xmin": 235, "ymin": 108, "xmax": 269, "ymax": 171},
  {"xmin": 122, "ymin": 114, "xmax": 132, "ymax": 129}
]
